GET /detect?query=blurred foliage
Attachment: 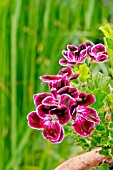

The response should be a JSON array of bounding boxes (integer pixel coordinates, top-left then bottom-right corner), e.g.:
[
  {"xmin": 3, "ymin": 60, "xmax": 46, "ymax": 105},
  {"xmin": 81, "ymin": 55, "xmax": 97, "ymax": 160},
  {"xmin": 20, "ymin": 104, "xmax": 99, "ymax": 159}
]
[
  {"xmin": 91, "ymin": 163, "xmax": 109, "ymax": 170},
  {"xmin": 0, "ymin": 0, "xmax": 113, "ymax": 170}
]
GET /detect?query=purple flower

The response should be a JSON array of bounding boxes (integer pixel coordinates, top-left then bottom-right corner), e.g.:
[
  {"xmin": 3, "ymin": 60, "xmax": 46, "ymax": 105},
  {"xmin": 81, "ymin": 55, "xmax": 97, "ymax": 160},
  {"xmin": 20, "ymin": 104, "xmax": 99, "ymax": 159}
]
[
  {"xmin": 71, "ymin": 105, "xmax": 100, "ymax": 136},
  {"xmin": 59, "ymin": 41, "xmax": 109, "ymax": 66},
  {"xmin": 40, "ymin": 67, "xmax": 79, "ymax": 85},
  {"xmin": 59, "ymin": 43, "xmax": 87, "ymax": 66},
  {"xmin": 27, "ymin": 111, "xmax": 64, "ymax": 144},
  {"xmin": 87, "ymin": 43, "xmax": 109, "ymax": 62}
]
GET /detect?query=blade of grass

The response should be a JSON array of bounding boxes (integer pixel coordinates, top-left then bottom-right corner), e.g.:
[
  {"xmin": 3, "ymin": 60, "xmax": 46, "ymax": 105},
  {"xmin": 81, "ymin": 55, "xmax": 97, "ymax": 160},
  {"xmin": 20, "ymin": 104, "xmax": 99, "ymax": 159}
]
[{"xmin": 11, "ymin": 0, "xmax": 22, "ymax": 169}]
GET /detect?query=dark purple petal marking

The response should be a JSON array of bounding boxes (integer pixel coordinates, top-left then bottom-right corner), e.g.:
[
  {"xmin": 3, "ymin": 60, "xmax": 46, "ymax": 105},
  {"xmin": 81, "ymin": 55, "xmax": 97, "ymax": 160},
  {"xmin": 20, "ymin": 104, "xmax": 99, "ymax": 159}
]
[
  {"xmin": 60, "ymin": 94, "xmax": 75, "ymax": 107},
  {"xmin": 78, "ymin": 43, "xmax": 86, "ymax": 52},
  {"xmin": 72, "ymin": 116, "xmax": 95, "ymax": 137},
  {"xmin": 85, "ymin": 41, "xmax": 94, "ymax": 47},
  {"xmin": 67, "ymin": 44, "xmax": 77, "ymax": 52},
  {"xmin": 77, "ymin": 92, "xmax": 95, "ymax": 106},
  {"xmin": 51, "ymin": 128, "xmax": 64, "ymax": 144},
  {"xmin": 42, "ymin": 96, "xmax": 58, "ymax": 106},
  {"xmin": 62, "ymin": 50, "xmax": 68, "ymax": 57},
  {"xmin": 58, "ymin": 86, "xmax": 79, "ymax": 98},
  {"xmin": 42, "ymin": 121, "xmax": 61, "ymax": 142},
  {"xmin": 50, "ymin": 106, "xmax": 70, "ymax": 125},
  {"xmin": 33, "ymin": 93, "xmax": 52, "ymax": 106},
  {"xmin": 27, "ymin": 111, "xmax": 45, "ymax": 130}
]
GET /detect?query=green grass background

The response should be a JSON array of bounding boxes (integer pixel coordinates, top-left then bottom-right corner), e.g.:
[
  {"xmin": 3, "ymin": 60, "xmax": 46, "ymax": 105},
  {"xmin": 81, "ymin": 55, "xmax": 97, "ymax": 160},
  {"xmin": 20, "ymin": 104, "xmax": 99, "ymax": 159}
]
[{"xmin": 0, "ymin": 0, "xmax": 113, "ymax": 170}]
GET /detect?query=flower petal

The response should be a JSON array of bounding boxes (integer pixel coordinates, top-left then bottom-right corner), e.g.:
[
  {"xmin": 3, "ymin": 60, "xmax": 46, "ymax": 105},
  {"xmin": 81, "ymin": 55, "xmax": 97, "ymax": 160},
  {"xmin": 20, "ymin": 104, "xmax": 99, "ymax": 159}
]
[
  {"xmin": 78, "ymin": 43, "xmax": 86, "ymax": 52},
  {"xmin": 67, "ymin": 44, "xmax": 77, "ymax": 52},
  {"xmin": 27, "ymin": 111, "xmax": 45, "ymax": 130},
  {"xmin": 42, "ymin": 121, "xmax": 61, "ymax": 142},
  {"xmin": 59, "ymin": 58, "xmax": 77, "ymax": 66},
  {"xmin": 37, "ymin": 104, "xmax": 53, "ymax": 118},
  {"xmin": 58, "ymin": 66, "xmax": 73, "ymax": 78},
  {"xmin": 51, "ymin": 128, "xmax": 64, "ymax": 144},
  {"xmin": 85, "ymin": 41, "xmax": 94, "ymax": 47},
  {"xmin": 60, "ymin": 94, "xmax": 75, "ymax": 107},
  {"xmin": 77, "ymin": 92, "xmax": 95, "ymax": 106},
  {"xmin": 50, "ymin": 77, "xmax": 70, "ymax": 90},
  {"xmin": 70, "ymin": 74, "xmax": 80, "ymax": 80},
  {"xmin": 91, "ymin": 44, "xmax": 106, "ymax": 55},
  {"xmin": 50, "ymin": 106, "xmax": 70, "ymax": 125},
  {"xmin": 58, "ymin": 86, "xmax": 79, "ymax": 98},
  {"xmin": 72, "ymin": 116, "xmax": 95, "ymax": 137},
  {"xmin": 42, "ymin": 96, "xmax": 58, "ymax": 106},
  {"xmin": 94, "ymin": 53, "xmax": 109, "ymax": 62},
  {"xmin": 82, "ymin": 108, "xmax": 100, "ymax": 124},
  {"xmin": 33, "ymin": 93, "xmax": 52, "ymax": 106},
  {"xmin": 62, "ymin": 50, "xmax": 75, "ymax": 62},
  {"xmin": 40, "ymin": 75, "xmax": 62, "ymax": 83}
]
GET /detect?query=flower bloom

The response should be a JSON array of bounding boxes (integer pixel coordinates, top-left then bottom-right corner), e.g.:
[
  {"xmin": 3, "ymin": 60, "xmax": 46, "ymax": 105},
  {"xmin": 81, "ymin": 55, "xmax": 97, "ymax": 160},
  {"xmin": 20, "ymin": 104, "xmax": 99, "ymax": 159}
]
[
  {"xmin": 27, "ymin": 111, "xmax": 64, "ymax": 143},
  {"xmin": 27, "ymin": 77, "xmax": 100, "ymax": 142},
  {"xmin": 59, "ymin": 43, "xmax": 87, "ymax": 66},
  {"xmin": 27, "ymin": 40, "xmax": 108, "ymax": 144},
  {"xmin": 87, "ymin": 43, "xmax": 109, "ymax": 62},
  {"xmin": 59, "ymin": 41, "xmax": 109, "ymax": 66}
]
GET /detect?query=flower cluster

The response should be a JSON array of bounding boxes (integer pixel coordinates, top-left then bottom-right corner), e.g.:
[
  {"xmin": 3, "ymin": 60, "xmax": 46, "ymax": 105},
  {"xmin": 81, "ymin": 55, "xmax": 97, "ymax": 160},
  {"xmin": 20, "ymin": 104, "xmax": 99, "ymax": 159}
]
[
  {"xmin": 59, "ymin": 41, "xmax": 109, "ymax": 66},
  {"xmin": 27, "ymin": 68, "xmax": 100, "ymax": 143},
  {"xmin": 27, "ymin": 41, "xmax": 108, "ymax": 144}
]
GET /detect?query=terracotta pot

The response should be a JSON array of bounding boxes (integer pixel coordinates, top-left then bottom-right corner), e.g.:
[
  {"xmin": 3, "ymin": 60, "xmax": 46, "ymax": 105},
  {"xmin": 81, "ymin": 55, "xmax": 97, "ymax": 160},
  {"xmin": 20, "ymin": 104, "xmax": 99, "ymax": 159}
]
[{"xmin": 55, "ymin": 148, "xmax": 113, "ymax": 170}]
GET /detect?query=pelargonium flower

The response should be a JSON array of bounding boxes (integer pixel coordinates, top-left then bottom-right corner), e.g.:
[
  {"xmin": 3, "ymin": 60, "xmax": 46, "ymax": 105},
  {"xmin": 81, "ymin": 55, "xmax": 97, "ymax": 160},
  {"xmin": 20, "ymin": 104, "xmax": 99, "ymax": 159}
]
[
  {"xmin": 59, "ymin": 43, "xmax": 87, "ymax": 66},
  {"xmin": 87, "ymin": 43, "xmax": 109, "ymax": 62},
  {"xmin": 27, "ymin": 40, "xmax": 108, "ymax": 143},
  {"xmin": 71, "ymin": 105, "xmax": 100, "ymax": 136},
  {"xmin": 40, "ymin": 67, "xmax": 79, "ymax": 91},
  {"xmin": 27, "ymin": 111, "xmax": 64, "ymax": 143},
  {"xmin": 40, "ymin": 67, "xmax": 79, "ymax": 83},
  {"xmin": 59, "ymin": 41, "xmax": 109, "ymax": 66}
]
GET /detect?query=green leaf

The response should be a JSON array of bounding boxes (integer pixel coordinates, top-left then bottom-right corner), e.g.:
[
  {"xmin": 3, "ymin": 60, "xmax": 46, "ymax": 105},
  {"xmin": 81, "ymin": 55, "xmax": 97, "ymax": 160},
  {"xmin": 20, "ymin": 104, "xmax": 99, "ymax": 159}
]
[
  {"xmin": 109, "ymin": 68, "xmax": 113, "ymax": 77},
  {"xmin": 91, "ymin": 163, "xmax": 109, "ymax": 170},
  {"xmin": 79, "ymin": 63, "xmax": 90, "ymax": 81},
  {"xmin": 99, "ymin": 24, "xmax": 113, "ymax": 39},
  {"xmin": 73, "ymin": 63, "xmax": 90, "ymax": 82},
  {"xmin": 105, "ymin": 37, "xmax": 113, "ymax": 50},
  {"xmin": 105, "ymin": 94, "xmax": 113, "ymax": 109},
  {"xmin": 92, "ymin": 72, "xmax": 110, "ymax": 93},
  {"xmin": 90, "ymin": 88, "xmax": 107, "ymax": 110}
]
